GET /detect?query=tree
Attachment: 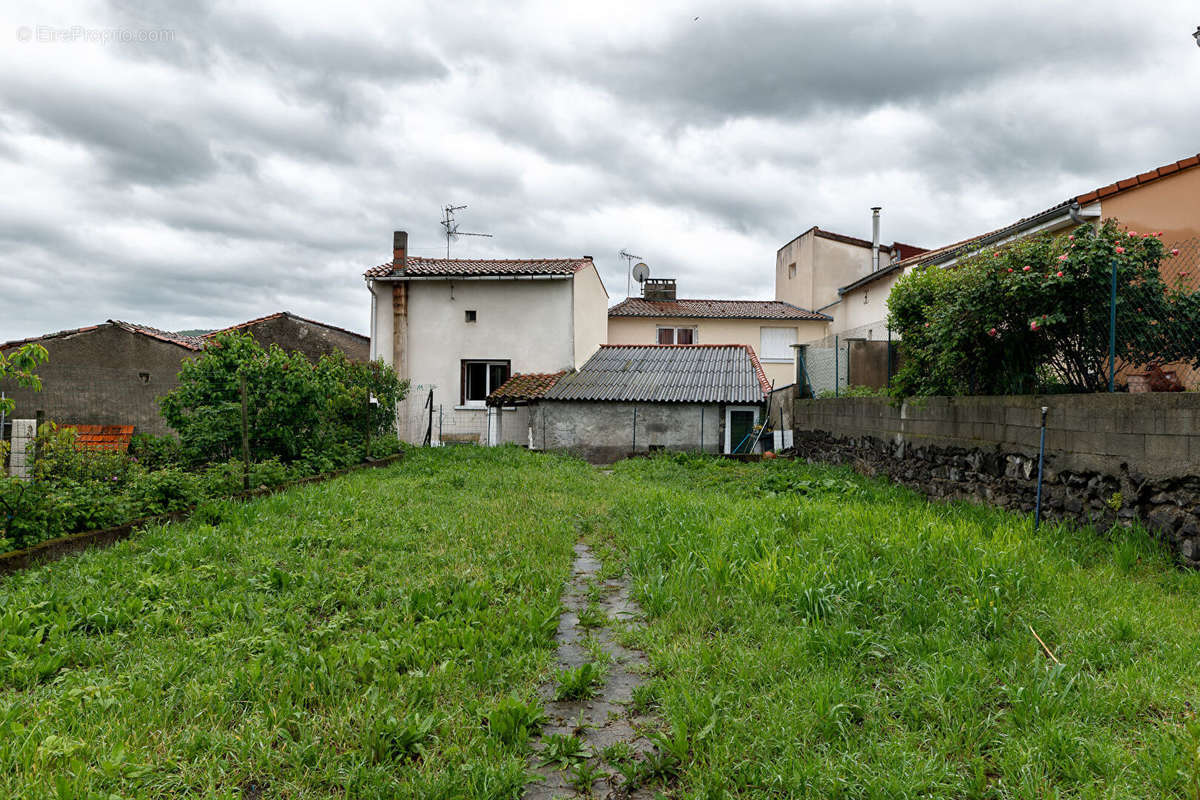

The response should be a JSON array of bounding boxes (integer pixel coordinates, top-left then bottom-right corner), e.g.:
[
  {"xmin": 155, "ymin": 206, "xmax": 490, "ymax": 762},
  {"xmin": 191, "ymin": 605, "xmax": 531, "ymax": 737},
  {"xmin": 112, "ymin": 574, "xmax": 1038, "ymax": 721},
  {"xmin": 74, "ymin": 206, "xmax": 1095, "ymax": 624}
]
[{"xmin": 0, "ymin": 343, "xmax": 49, "ymax": 417}]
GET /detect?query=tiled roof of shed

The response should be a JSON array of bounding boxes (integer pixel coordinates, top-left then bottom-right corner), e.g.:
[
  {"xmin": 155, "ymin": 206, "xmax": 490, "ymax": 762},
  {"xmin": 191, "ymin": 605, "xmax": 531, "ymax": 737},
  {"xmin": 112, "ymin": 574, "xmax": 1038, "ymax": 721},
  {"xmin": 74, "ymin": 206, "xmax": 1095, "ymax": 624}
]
[
  {"xmin": 608, "ymin": 298, "xmax": 831, "ymax": 321},
  {"xmin": 365, "ymin": 257, "xmax": 592, "ymax": 279},
  {"xmin": 486, "ymin": 372, "xmax": 566, "ymax": 406},
  {"xmin": 68, "ymin": 425, "xmax": 135, "ymax": 452},
  {"xmin": 543, "ymin": 344, "xmax": 769, "ymax": 404}
]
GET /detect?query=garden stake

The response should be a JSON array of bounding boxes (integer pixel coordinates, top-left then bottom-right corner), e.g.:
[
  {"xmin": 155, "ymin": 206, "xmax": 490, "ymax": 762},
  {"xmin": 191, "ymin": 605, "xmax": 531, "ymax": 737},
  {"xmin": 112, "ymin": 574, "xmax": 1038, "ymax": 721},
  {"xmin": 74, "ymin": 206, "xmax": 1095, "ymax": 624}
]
[
  {"xmin": 1034, "ymin": 406, "xmax": 1048, "ymax": 530},
  {"xmin": 240, "ymin": 374, "xmax": 251, "ymax": 491},
  {"xmin": 1029, "ymin": 623, "xmax": 1061, "ymax": 664},
  {"xmin": 1108, "ymin": 258, "xmax": 1117, "ymax": 392}
]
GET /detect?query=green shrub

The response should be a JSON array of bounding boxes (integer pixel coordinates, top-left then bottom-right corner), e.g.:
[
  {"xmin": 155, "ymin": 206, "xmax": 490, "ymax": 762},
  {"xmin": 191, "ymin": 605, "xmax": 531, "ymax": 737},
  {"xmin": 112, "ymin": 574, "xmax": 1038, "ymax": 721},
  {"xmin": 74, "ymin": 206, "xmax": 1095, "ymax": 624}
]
[
  {"xmin": 126, "ymin": 468, "xmax": 203, "ymax": 515},
  {"xmin": 888, "ymin": 219, "xmax": 1200, "ymax": 396},
  {"xmin": 33, "ymin": 424, "xmax": 135, "ymax": 487},
  {"xmin": 129, "ymin": 433, "xmax": 184, "ymax": 470},
  {"xmin": 0, "ymin": 477, "xmax": 67, "ymax": 549}
]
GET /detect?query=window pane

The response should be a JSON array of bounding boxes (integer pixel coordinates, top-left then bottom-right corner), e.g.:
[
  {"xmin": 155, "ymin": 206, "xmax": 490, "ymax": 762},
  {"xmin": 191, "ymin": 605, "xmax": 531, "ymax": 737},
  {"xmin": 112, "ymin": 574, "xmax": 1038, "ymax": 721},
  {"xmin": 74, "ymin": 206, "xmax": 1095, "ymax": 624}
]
[
  {"xmin": 676, "ymin": 328, "xmax": 694, "ymax": 345},
  {"xmin": 657, "ymin": 328, "xmax": 674, "ymax": 344},
  {"xmin": 489, "ymin": 363, "xmax": 510, "ymax": 393},
  {"xmin": 466, "ymin": 362, "xmax": 488, "ymax": 401}
]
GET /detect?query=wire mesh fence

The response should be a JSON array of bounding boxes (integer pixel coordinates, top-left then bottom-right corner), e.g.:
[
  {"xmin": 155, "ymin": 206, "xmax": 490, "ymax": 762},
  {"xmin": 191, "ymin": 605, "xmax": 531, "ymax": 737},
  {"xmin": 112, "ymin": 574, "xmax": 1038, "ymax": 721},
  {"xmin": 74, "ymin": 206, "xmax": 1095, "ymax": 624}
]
[{"xmin": 1109, "ymin": 235, "xmax": 1200, "ymax": 391}]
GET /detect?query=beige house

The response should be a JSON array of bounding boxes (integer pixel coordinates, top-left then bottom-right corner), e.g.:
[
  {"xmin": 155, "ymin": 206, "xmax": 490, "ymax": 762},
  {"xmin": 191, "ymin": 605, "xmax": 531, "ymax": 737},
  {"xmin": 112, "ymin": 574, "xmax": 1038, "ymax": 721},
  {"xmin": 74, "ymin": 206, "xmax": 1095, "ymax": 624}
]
[
  {"xmin": 607, "ymin": 278, "xmax": 830, "ymax": 387},
  {"xmin": 365, "ymin": 231, "xmax": 608, "ymax": 443},
  {"xmin": 775, "ymin": 223, "xmax": 926, "ymax": 343}
]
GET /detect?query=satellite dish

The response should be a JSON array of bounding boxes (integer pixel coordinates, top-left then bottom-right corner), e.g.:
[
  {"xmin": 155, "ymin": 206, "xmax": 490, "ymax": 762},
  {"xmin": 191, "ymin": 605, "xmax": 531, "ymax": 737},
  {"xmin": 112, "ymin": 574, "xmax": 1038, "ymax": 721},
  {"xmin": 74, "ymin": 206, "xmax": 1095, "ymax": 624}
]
[{"xmin": 632, "ymin": 263, "xmax": 650, "ymax": 283}]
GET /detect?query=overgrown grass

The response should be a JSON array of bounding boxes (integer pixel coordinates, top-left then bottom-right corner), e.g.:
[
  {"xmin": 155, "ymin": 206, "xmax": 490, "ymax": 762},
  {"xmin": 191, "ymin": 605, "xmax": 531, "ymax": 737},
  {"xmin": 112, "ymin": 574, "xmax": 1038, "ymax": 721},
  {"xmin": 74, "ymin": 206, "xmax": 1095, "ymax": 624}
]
[
  {"xmin": 599, "ymin": 454, "xmax": 1200, "ymax": 798},
  {"xmin": 0, "ymin": 447, "xmax": 597, "ymax": 798},
  {"xmin": 4, "ymin": 447, "xmax": 1199, "ymax": 798}
]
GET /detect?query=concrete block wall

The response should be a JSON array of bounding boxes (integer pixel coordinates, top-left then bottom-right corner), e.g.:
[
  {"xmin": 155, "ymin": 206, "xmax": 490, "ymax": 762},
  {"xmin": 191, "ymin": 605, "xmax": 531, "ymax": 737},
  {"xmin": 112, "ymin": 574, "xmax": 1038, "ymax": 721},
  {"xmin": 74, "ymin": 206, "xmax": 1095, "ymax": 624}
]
[
  {"xmin": 792, "ymin": 394, "xmax": 1200, "ymax": 564},
  {"xmin": 531, "ymin": 401, "xmax": 723, "ymax": 463}
]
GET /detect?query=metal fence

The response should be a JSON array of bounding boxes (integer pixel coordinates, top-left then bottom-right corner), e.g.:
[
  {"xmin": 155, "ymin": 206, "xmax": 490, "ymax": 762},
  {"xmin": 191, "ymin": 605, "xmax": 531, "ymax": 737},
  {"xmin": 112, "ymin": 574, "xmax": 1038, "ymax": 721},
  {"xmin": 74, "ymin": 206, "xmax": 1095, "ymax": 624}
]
[{"xmin": 1108, "ymin": 235, "xmax": 1200, "ymax": 391}]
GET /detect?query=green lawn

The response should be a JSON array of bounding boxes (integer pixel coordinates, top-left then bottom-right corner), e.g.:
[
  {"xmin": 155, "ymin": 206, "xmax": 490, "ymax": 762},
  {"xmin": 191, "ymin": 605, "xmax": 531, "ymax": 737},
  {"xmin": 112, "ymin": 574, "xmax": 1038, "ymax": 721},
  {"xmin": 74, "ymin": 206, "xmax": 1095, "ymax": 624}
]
[{"xmin": 3, "ymin": 447, "xmax": 1200, "ymax": 798}]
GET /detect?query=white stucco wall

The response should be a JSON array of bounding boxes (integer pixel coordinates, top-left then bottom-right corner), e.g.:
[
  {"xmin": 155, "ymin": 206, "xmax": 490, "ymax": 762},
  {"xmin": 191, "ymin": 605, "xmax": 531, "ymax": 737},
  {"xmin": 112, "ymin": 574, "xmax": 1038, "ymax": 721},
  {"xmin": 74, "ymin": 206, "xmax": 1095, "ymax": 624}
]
[
  {"xmin": 572, "ymin": 262, "xmax": 609, "ymax": 368},
  {"xmin": 370, "ymin": 276, "xmax": 578, "ymax": 442}
]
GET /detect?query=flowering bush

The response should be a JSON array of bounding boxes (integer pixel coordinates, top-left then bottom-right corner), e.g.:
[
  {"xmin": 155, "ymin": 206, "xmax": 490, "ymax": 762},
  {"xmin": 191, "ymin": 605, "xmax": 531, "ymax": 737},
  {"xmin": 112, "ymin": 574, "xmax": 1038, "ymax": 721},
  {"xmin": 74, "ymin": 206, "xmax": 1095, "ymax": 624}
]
[{"xmin": 887, "ymin": 220, "xmax": 1200, "ymax": 396}]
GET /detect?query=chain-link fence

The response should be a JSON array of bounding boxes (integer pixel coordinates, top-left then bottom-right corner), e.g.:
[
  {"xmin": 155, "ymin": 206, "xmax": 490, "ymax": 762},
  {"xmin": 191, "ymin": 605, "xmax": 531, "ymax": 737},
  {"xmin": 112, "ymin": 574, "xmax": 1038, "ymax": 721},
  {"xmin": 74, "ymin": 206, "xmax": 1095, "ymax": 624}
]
[
  {"xmin": 796, "ymin": 323, "xmax": 899, "ymax": 397},
  {"xmin": 1109, "ymin": 235, "xmax": 1200, "ymax": 391}
]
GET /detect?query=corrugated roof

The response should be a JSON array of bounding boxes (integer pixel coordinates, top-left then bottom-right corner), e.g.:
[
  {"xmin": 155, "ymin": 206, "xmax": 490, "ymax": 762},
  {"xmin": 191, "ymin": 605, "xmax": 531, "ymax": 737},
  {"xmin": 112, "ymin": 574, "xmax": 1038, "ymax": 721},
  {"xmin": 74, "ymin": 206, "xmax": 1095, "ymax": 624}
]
[
  {"xmin": 608, "ymin": 298, "xmax": 831, "ymax": 321},
  {"xmin": 543, "ymin": 345, "xmax": 769, "ymax": 404},
  {"xmin": 486, "ymin": 371, "xmax": 566, "ymax": 406},
  {"xmin": 365, "ymin": 256, "xmax": 592, "ymax": 279}
]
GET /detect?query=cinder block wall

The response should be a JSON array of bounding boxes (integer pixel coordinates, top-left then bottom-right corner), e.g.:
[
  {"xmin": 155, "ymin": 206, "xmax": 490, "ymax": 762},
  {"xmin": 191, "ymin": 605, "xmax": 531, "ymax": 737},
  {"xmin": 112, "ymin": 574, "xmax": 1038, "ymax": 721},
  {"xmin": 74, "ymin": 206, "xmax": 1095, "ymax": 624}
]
[
  {"xmin": 532, "ymin": 401, "xmax": 723, "ymax": 463},
  {"xmin": 792, "ymin": 394, "xmax": 1200, "ymax": 564},
  {"xmin": 0, "ymin": 326, "xmax": 197, "ymax": 436}
]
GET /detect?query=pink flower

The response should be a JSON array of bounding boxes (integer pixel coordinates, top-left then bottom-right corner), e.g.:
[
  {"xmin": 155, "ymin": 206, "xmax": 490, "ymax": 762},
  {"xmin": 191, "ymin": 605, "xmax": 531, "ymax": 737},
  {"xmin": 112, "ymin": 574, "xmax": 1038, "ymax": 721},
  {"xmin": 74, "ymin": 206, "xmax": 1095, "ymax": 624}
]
[
  {"xmin": 1155, "ymin": 232, "xmax": 1163, "ymax": 237},
  {"xmin": 1171, "ymin": 248, "xmax": 1180, "ymax": 256},
  {"xmin": 1056, "ymin": 271, "xmax": 1063, "ymax": 277},
  {"xmin": 1128, "ymin": 231, "xmax": 1138, "ymax": 237},
  {"xmin": 988, "ymin": 327, "xmax": 998, "ymax": 337},
  {"xmin": 1007, "ymin": 267, "xmax": 1014, "ymax": 273},
  {"xmin": 1022, "ymin": 265, "xmax": 1032, "ymax": 272},
  {"xmin": 1030, "ymin": 321, "xmax": 1040, "ymax": 331},
  {"xmin": 1115, "ymin": 246, "xmax": 1125, "ymax": 254},
  {"xmin": 1068, "ymin": 235, "xmax": 1074, "ymax": 241},
  {"xmin": 924, "ymin": 322, "xmax": 930, "ymax": 328},
  {"xmin": 993, "ymin": 251, "xmax": 1000, "ymax": 257},
  {"xmin": 1057, "ymin": 254, "xmax": 1068, "ymax": 262}
]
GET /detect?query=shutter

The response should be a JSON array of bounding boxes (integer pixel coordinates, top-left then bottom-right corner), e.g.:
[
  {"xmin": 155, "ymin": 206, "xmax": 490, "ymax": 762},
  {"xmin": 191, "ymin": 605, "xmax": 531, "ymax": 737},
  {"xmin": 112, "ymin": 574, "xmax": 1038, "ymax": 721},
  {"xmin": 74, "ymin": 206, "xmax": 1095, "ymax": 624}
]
[{"xmin": 759, "ymin": 327, "xmax": 797, "ymax": 361}]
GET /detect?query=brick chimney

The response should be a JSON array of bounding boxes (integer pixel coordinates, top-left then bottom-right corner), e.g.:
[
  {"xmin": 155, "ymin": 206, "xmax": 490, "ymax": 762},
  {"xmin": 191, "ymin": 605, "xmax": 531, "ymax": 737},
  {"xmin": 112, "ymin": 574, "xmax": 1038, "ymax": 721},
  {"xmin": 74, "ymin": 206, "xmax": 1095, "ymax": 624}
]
[
  {"xmin": 642, "ymin": 278, "xmax": 677, "ymax": 302},
  {"xmin": 393, "ymin": 230, "xmax": 408, "ymax": 268}
]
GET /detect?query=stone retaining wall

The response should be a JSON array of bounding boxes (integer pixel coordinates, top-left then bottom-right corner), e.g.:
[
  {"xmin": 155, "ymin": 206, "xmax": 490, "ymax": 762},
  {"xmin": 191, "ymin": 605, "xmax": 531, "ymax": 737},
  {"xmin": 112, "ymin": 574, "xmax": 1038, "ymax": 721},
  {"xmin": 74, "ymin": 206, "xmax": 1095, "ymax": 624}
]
[{"xmin": 792, "ymin": 394, "xmax": 1200, "ymax": 565}]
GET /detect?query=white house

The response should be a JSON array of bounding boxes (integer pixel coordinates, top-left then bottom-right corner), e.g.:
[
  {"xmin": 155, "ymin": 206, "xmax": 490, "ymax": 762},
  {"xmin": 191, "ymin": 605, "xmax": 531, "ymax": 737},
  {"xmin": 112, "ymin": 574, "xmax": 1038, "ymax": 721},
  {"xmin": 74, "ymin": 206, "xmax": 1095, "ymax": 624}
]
[{"xmin": 365, "ymin": 231, "xmax": 608, "ymax": 443}]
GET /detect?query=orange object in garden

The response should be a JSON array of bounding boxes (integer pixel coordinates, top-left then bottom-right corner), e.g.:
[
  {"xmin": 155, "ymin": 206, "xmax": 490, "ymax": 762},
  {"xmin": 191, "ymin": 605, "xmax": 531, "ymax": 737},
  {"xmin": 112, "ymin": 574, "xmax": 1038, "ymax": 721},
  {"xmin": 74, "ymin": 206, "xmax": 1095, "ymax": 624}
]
[{"xmin": 66, "ymin": 425, "xmax": 135, "ymax": 452}]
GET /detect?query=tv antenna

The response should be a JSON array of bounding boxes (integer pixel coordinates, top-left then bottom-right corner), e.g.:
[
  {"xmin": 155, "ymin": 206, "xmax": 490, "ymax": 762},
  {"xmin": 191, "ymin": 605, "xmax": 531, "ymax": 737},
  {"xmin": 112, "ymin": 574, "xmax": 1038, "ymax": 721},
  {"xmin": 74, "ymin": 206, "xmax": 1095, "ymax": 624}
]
[
  {"xmin": 441, "ymin": 204, "xmax": 492, "ymax": 257},
  {"xmin": 619, "ymin": 249, "xmax": 644, "ymax": 298}
]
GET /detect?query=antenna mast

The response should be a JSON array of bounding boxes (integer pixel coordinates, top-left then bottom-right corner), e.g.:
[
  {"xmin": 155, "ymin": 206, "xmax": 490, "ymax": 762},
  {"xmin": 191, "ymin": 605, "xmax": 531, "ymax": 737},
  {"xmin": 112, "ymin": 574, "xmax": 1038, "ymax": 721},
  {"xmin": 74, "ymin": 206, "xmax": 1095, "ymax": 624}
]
[
  {"xmin": 619, "ymin": 249, "xmax": 643, "ymax": 298},
  {"xmin": 441, "ymin": 204, "xmax": 492, "ymax": 258}
]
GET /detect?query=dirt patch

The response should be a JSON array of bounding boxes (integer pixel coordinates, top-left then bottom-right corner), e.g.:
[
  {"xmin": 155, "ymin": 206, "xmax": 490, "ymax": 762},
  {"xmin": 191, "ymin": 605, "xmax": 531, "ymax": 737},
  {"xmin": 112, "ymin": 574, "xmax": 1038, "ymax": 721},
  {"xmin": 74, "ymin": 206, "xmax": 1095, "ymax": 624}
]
[{"xmin": 525, "ymin": 543, "xmax": 659, "ymax": 799}]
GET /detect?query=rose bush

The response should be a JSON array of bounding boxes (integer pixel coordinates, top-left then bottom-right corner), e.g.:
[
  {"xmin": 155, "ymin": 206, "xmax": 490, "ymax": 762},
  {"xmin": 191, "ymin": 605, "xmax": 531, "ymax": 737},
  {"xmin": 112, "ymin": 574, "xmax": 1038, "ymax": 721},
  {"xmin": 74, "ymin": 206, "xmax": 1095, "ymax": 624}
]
[{"xmin": 887, "ymin": 220, "xmax": 1200, "ymax": 396}]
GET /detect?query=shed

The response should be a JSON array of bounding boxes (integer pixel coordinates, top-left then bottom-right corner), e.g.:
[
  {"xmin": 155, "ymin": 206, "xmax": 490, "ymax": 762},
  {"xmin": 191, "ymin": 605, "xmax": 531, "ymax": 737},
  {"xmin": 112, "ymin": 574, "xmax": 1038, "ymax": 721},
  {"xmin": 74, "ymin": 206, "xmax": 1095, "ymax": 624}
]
[{"xmin": 488, "ymin": 344, "xmax": 770, "ymax": 462}]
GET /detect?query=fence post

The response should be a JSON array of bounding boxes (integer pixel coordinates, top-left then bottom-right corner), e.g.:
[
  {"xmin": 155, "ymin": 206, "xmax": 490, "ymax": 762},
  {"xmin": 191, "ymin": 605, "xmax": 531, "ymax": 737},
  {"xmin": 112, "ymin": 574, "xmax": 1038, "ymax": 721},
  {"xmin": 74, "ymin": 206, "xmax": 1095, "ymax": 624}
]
[
  {"xmin": 834, "ymin": 335, "xmax": 840, "ymax": 398},
  {"xmin": 632, "ymin": 407, "xmax": 638, "ymax": 453},
  {"xmin": 364, "ymin": 385, "xmax": 372, "ymax": 459},
  {"xmin": 239, "ymin": 374, "xmax": 250, "ymax": 490},
  {"xmin": 1108, "ymin": 259, "xmax": 1118, "ymax": 392}
]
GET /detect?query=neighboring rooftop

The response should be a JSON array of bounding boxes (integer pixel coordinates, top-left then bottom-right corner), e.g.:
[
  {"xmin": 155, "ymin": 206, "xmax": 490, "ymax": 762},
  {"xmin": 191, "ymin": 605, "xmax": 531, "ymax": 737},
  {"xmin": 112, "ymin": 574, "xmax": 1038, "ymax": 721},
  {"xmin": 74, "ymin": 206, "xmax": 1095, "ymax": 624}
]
[
  {"xmin": 204, "ymin": 311, "xmax": 366, "ymax": 342},
  {"xmin": 544, "ymin": 344, "xmax": 770, "ymax": 404},
  {"xmin": 486, "ymin": 371, "xmax": 567, "ymax": 406},
  {"xmin": 365, "ymin": 257, "xmax": 593, "ymax": 280},
  {"xmin": 777, "ymin": 226, "xmax": 929, "ymax": 259},
  {"xmin": 609, "ymin": 298, "xmax": 831, "ymax": 322},
  {"xmin": 839, "ymin": 151, "xmax": 1200, "ymax": 296},
  {"xmin": 0, "ymin": 320, "xmax": 204, "ymax": 352}
]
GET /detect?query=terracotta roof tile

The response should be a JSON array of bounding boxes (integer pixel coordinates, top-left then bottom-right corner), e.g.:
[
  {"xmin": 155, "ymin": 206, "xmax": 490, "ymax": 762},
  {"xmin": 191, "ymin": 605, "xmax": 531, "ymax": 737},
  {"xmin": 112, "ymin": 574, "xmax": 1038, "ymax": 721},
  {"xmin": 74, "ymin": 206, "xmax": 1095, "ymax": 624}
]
[
  {"xmin": 365, "ymin": 257, "xmax": 592, "ymax": 279},
  {"xmin": 608, "ymin": 298, "xmax": 831, "ymax": 321},
  {"xmin": 486, "ymin": 371, "xmax": 566, "ymax": 406},
  {"xmin": 67, "ymin": 425, "xmax": 135, "ymax": 452}
]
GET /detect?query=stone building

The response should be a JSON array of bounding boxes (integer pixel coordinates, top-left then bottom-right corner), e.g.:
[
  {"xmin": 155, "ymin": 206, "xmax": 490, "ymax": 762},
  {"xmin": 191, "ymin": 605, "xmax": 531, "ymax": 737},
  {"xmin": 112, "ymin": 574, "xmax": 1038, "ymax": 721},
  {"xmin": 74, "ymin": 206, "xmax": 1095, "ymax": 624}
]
[{"xmin": 206, "ymin": 311, "xmax": 369, "ymax": 362}]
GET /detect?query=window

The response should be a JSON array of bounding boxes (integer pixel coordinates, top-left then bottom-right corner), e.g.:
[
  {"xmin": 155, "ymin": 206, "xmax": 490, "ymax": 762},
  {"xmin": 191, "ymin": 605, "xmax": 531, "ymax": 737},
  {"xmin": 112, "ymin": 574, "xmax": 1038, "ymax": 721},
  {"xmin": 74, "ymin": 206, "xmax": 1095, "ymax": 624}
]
[
  {"xmin": 759, "ymin": 326, "xmax": 797, "ymax": 362},
  {"xmin": 656, "ymin": 326, "xmax": 696, "ymax": 345},
  {"xmin": 788, "ymin": 262, "xmax": 796, "ymax": 279},
  {"xmin": 461, "ymin": 359, "xmax": 510, "ymax": 406},
  {"xmin": 465, "ymin": 309, "xmax": 477, "ymax": 322}
]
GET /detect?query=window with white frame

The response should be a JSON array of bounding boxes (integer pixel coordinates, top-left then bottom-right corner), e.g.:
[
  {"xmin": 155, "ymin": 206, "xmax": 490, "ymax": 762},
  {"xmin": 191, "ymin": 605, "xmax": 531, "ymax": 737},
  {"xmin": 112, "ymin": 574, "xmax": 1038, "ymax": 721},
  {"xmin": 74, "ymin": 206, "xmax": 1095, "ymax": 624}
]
[
  {"xmin": 656, "ymin": 326, "xmax": 696, "ymax": 345},
  {"xmin": 759, "ymin": 326, "xmax": 797, "ymax": 362},
  {"xmin": 461, "ymin": 359, "xmax": 510, "ymax": 406}
]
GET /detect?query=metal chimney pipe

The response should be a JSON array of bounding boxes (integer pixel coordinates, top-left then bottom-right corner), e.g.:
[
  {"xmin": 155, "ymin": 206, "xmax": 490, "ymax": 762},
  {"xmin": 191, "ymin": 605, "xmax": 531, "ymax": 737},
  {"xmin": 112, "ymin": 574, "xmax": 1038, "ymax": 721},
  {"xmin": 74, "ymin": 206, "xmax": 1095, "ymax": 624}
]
[{"xmin": 870, "ymin": 207, "xmax": 881, "ymax": 272}]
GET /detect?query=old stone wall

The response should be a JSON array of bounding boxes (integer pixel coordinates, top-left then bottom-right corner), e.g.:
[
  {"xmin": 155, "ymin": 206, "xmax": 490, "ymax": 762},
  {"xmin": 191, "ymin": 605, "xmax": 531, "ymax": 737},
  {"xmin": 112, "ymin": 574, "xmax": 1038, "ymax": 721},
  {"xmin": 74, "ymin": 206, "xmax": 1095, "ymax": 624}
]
[{"xmin": 792, "ymin": 394, "xmax": 1200, "ymax": 565}]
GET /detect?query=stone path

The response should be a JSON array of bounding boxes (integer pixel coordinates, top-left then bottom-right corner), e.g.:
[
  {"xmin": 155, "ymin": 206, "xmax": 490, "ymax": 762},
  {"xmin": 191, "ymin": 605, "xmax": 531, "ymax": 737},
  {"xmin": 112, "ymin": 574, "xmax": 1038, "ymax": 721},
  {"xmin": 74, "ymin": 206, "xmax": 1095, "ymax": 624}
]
[{"xmin": 525, "ymin": 543, "xmax": 658, "ymax": 799}]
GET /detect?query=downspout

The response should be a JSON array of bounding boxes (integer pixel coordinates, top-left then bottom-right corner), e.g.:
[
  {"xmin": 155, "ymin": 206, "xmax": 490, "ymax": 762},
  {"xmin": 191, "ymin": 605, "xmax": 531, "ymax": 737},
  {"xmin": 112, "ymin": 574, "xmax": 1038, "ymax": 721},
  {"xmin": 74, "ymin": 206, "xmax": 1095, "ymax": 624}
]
[
  {"xmin": 369, "ymin": 282, "xmax": 377, "ymax": 360},
  {"xmin": 871, "ymin": 206, "xmax": 881, "ymax": 273}
]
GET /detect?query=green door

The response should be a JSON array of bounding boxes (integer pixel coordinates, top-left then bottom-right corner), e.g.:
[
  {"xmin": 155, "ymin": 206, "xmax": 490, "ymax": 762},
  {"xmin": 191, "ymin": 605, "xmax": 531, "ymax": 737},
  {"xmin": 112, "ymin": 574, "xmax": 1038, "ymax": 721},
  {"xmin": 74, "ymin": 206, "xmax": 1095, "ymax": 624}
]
[{"xmin": 728, "ymin": 408, "xmax": 757, "ymax": 454}]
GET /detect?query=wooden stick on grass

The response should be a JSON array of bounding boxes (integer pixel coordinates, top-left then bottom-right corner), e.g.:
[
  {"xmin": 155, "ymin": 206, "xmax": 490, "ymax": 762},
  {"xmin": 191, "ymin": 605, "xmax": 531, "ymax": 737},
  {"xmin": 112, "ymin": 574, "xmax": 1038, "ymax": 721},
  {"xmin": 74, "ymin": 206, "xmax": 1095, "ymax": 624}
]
[{"xmin": 1028, "ymin": 624, "xmax": 1061, "ymax": 665}]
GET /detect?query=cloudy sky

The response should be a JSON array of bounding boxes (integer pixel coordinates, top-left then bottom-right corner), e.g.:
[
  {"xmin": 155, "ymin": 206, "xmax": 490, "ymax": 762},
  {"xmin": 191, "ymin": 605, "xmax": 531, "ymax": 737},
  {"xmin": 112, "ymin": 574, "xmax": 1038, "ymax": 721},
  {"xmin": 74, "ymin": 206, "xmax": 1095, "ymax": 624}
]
[{"xmin": 1, "ymin": 0, "xmax": 1198, "ymax": 341}]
